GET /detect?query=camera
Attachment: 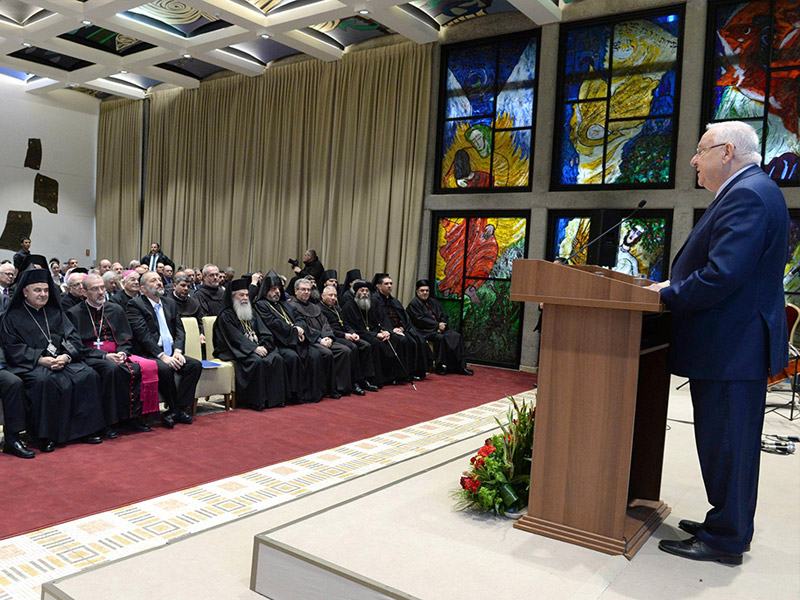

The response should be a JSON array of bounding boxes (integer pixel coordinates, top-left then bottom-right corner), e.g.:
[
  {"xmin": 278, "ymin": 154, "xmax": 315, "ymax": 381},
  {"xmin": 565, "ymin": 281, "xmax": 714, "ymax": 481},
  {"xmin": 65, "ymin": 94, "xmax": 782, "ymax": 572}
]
[{"xmin": 288, "ymin": 258, "xmax": 299, "ymax": 268}]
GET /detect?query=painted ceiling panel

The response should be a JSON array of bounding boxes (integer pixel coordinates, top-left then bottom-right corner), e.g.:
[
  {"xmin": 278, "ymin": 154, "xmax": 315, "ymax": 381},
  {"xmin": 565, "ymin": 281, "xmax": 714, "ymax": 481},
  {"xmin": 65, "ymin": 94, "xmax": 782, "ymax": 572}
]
[
  {"xmin": 127, "ymin": 1, "xmax": 233, "ymax": 37},
  {"xmin": 229, "ymin": 37, "xmax": 299, "ymax": 65},
  {"xmin": 8, "ymin": 46, "xmax": 94, "ymax": 72},
  {"xmin": 60, "ymin": 25, "xmax": 156, "ymax": 56}
]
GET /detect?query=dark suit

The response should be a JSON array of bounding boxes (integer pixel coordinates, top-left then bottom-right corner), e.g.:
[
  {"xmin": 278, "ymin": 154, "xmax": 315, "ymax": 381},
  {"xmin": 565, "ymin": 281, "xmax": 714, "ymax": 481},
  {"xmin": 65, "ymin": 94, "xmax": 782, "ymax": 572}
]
[
  {"xmin": 660, "ymin": 164, "xmax": 789, "ymax": 555},
  {"xmin": 140, "ymin": 251, "xmax": 174, "ymax": 271},
  {"xmin": 1, "ymin": 295, "xmax": 26, "ymax": 436},
  {"xmin": 126, "ymin": 295, "xmax": 201, "ymax": 412}
]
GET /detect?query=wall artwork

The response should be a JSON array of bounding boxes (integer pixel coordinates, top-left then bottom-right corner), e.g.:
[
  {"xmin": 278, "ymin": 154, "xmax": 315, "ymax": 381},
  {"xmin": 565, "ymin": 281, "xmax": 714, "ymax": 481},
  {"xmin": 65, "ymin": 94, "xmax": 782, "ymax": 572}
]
[
  {"xmin": 705, "ymin": 0, "xmax": 800, "ymax": 184},
  {"xmin": 34, "ymin": 173, "xmax": 59, "ymax": 214},
  {"xmin": 0, "ymin": 211, "xmax": 33, "ymax": 252},
  {"xmin": 553, "ymin": 8, "xmax": 684, "ymax": 188},
  {"xmin": 437, "ymin": 31, "xmax": 539, "ymax": 192},
  {"xmin": 432, "ymin": 214, "xmax": 529, "ymax": 368},
  {"xmin": 552, "ymin": 216, "xmax": 592, "ymax": 264},
  {"xmin": 612, "ymin": 217, "xmax": 667, "ymax": 280},
  {"xmin": 783, "ymin": 211, "xmax": 800, "ymax": 296},
  {"xmin": 25, "ymin": 138, "xmax": 41, "ymax": 170}
]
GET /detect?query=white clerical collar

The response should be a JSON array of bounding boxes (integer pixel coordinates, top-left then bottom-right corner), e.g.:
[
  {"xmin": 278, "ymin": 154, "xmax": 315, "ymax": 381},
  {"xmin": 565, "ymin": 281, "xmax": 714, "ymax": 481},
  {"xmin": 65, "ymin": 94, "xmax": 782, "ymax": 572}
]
[{"xmin": 715, "ymin": 164, "xmax": 757, "ymax": 199}]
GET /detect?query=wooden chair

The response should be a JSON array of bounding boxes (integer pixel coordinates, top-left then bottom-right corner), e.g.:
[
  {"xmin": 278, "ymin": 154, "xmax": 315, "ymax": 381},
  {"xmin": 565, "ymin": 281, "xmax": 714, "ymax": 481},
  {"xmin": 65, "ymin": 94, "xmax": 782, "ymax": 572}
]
[{"xmin": 181, "ymin": 317, "xmax": 236, "ymax": 416}]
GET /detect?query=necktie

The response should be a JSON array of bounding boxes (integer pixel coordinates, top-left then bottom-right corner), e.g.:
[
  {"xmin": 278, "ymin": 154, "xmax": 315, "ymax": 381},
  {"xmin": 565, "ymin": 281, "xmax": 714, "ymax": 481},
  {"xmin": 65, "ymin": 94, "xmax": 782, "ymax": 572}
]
[
  {"xmin": 150, "ymin": 255, "xmax": 157, "ymax": 271},
  {"xmin": 2, "ymin": 288, "xmax": 6, "ymax": 296},
  {"xmin": 154, "ymin": 303, "xmax": 173, "ymax": 356}
]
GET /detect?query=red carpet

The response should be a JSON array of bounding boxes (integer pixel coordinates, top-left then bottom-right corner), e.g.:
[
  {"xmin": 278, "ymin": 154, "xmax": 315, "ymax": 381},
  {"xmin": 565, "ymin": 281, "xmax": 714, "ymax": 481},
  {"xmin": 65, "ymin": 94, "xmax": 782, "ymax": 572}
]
[{"xmin": 0, "ymin": 366, "xmax": 534, "ymax": 540}]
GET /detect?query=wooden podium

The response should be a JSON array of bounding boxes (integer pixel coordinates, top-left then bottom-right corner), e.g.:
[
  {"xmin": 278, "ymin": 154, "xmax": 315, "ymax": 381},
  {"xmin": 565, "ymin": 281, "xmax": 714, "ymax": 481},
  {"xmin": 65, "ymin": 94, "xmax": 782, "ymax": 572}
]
[{"xmin": 510, "ymin": 259, "xmax": 671, "ymax": 559}]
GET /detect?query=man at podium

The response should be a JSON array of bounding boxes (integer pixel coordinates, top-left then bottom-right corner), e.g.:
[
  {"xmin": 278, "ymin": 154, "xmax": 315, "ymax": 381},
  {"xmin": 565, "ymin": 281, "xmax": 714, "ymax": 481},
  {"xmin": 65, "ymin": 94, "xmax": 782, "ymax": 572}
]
[{"xmin": 648, "ymin": 121, "xmax": 789, "ymax": 565}]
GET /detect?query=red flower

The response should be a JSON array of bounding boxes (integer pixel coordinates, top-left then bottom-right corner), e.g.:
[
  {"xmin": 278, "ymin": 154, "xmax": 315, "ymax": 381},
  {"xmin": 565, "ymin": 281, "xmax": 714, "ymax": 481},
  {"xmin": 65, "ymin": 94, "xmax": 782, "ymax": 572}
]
[
  {"xmin": 474, "ymin": 457, "xmax": 485, "ymax": 468},
  {"xmin": 477, "ymin": 444, "xmax": 496, "ymax": 457},
  {"xmin": 460, "ymin": 476, "xmax": 481, "ymax": 494}
]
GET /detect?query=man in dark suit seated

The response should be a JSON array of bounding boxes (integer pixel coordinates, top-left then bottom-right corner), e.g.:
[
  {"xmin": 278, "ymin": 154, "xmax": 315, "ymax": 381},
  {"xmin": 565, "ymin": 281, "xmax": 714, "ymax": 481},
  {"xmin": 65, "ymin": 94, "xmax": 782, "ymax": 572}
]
[
  {"xmin": 126, "ymin": 271, "xmax": 201, "ymax": 428},
  {"xmin": 648, "ymin": 121, "xmax": 789, "ymax": 566}
]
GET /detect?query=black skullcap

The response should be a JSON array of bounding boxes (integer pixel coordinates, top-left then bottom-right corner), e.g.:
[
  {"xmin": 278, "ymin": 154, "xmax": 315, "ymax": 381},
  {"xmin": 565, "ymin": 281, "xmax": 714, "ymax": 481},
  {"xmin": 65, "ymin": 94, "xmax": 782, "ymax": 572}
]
[
  {"xmin": 344, "ymin": 269, "xmax": 362, "ymax": 286},
  {"xmin": 71, "ymin": 267, "xmax": 89, "ymax": 275},
  {"xmin": 371, "ymin": 272, "xmax": 389, "ymax": 287},
  {"xmin": 322, "ymin": 269, "xmax": 338, "ymax": 281},
  {"xmin": 352, "ymin": 280, "xmax": 371, "ymax": 294},
  {"xmin": 415, "ymin": 279, "xmax": 430, "ymax": 290},
  {"xmin": 230, "ymin": 278, "xmax": 249, "ymax": 292},
  {"xmin": 21, "ymin": 268, "xmax": 49, "ymax": 285}
]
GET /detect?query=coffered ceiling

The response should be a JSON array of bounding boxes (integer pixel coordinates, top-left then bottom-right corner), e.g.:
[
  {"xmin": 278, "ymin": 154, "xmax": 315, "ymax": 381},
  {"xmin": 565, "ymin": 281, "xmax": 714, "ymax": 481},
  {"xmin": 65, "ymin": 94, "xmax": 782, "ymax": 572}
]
[{"xmin": 0, "ymin": 0, "xmax": 561, "ymax": 99}]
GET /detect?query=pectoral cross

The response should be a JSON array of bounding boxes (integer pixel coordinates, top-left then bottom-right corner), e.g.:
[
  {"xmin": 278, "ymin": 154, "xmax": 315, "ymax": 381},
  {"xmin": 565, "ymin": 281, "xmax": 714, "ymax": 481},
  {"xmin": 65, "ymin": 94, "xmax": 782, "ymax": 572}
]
[{"xmin": 93, "ymin": 339, "xmax": 103, "ymax": 350}]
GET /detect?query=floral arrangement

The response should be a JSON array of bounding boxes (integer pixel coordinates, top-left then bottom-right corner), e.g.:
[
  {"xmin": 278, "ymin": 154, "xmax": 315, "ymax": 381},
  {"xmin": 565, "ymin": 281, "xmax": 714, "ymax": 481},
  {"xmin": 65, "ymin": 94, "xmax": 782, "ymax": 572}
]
[{"xmin": 454, "ymin": 396, "xmax": 535, "ymax": 516}]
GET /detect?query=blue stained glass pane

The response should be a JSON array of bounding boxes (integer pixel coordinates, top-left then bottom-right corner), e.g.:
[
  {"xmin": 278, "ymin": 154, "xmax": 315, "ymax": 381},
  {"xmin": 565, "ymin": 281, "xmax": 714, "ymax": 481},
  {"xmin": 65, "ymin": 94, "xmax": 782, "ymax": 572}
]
[
  {"xmin": 553, "ymin": 217, "xmax": 591, "ymax": 264},
  {"xmin": 445, "ymin": 45, "xmax": 497, "ymax": 118},
  {"xmin": 563, "ymin": 24, "xmax": 611, "ymax": 102},
  {"xmin": 558, "ymin": 103, "xmax": 580, "ymax": 185},
  {"xmin": 765, "ymin": 112, "xmax": 800, "ymax": 182},
  {"xmin": 616, "ymin": 118, "xmax": 673, "ymax": 184},
  {"xmin": 496, "ymin": 38, "xmax": 537, "ymax": 127}
]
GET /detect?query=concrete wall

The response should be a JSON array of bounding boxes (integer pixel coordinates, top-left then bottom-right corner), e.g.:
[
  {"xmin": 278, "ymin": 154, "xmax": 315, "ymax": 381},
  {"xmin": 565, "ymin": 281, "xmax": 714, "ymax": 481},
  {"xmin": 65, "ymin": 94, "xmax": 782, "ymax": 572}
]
[
  {"xmin": 0, "ymin": 77, "xmax": 100, "ymax": 269},
  {"xmin": 418, "ymin": 0, "xmax": 800, "ymax": 370}
]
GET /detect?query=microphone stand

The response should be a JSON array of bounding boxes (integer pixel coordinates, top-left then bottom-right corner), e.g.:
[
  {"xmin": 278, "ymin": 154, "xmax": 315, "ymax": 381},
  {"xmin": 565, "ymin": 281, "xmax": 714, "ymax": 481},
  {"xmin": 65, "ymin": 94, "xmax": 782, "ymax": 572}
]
[{"xmin": 565, "ymin": 201, "xmax": 648, "ymax": 264}]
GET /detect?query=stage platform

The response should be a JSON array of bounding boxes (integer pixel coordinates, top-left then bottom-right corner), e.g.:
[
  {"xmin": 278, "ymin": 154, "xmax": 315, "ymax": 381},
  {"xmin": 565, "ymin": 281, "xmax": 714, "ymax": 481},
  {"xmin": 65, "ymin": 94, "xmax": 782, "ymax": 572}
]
[{"xmin": 41, "ymin": 380, "xmax": 799, "ymax": 600}]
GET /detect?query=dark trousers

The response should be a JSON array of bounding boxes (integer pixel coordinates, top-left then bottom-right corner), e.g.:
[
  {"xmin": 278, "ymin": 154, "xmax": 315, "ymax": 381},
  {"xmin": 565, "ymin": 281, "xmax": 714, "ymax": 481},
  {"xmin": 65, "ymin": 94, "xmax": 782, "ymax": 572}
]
[
  {"xmin": 156, "ymin": 356, "xmax": 202, "ymax": 411},
  {"xmin": 0, "ymin": 369, "xmax": 26, "ymax": 435},
  {"xmin": 689, "ymin": 378, "xmax": 767, "ymax": 555}
]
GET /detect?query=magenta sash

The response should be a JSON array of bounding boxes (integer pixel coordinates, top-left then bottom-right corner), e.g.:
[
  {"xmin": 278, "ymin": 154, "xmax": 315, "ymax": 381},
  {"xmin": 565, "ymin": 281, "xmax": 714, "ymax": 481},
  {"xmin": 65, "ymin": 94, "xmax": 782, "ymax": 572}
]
[{"xmin": 129, "ymin": 355, "xmax": 160, "ymax": 414}]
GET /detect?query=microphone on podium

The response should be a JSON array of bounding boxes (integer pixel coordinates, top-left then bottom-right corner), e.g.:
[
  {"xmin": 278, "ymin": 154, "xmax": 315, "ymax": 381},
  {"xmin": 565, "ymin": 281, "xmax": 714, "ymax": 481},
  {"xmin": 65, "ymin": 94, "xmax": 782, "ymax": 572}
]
[{"xmin": 565, "ymin": 200, "xmax": 648, "ymax": 264}]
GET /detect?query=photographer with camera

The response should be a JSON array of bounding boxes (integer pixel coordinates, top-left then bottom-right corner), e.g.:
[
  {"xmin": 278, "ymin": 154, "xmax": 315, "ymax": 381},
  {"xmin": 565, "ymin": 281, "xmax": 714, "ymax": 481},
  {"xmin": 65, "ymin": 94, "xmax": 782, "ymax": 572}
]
[{"xmin": 289, "ymin": 250, "xmax": 324, "ymax": 285}]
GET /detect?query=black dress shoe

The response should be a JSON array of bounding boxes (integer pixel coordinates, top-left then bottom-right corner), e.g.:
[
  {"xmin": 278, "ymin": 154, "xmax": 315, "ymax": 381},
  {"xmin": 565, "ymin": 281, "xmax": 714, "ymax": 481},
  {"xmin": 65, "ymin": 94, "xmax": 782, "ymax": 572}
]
[
  {"xmin": 100, "ymin": 427, "xmax": 118, "ymax": 439},
  {"xmin": 124, "ymin": 420, "xmax": 152, "ymax": 433},
  {"xmin": 411, "ymin": 375, "xmax": 422, "ymax": 382},
  {"xmin": 3, "ymin": 440, "xmax": 35, "ymax": 459},
  {"xmin": 658, "ymin": 536, "xmax": 742, "ymax": 565},
  {"xmin": 352, "ymin": 384, "xmax": 366, "ymax": 396},
  {"xmin": 461, "ymin": 368, "xmax": 474, "ymax": 376},
  {"xmin": 40, "ymin": 439, "xmax": 55, "ymax": 453},
  {"xmin": 162, "ymin": 412, "xmax": 176, "ymax": 429},
  {"xmin": 327, "ymin": 392, "xmax": 342, "ymax": 399},
  {"xmin": 435, "ymin": 366, "xmax": 447, "ymax": 376},
  {"xmin": 363, "ymin": 382, "xmax": 379, "ymax": 392},
  {"xmin": 678, "ymin": 520, "xmax": 750, "ymax": 552},
  {"xmin": 174, "ymin": 410, "xmax": 193, "ymax": 425},
  {"xmin": 83, "ymin": 435, "xmax": 103, "ymax": 445}
]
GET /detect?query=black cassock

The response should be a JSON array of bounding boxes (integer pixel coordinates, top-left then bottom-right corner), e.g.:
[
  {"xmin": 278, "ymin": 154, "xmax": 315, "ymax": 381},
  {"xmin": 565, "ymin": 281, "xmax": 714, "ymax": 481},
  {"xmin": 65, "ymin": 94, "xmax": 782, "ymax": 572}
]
[
  {"xmin": 2, "ymin": 303, "xmax": 104, "ymax": 443},
  {"xmin": 372, "ymin": 292, "xmax": 432, "ymax": 378},
  {"xmin": 342, "ymin": 301, "xmax": 406, "ymax": 385},
  {"xmin": 67, "ymin": 301, "xmax": 143, "ymax": 425},
  {"xmin": 407, "ymin": 296, "xmax": 467, "ymax": 372},
  {"xmin": 254, "ymin": 298, "xmax": 325, "ymax": 403},
  {"xmin": 213, "ymin": 306, "xmax": 288, "ymax": 409},
  {"xmin": 320, "ymin": 302, "xmax": 378, "ymax": 386},
  {"xmin": 290, "ymin": 298, "xmax": 353, "ymax": 395}
]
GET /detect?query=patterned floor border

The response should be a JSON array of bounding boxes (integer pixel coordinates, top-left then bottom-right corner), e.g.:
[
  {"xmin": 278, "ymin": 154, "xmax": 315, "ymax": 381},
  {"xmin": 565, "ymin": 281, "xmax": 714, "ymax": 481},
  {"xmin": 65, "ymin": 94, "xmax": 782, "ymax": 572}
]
[{"xmin": 0, "ymin": 390, "xmax": 535, "ymax": 600}]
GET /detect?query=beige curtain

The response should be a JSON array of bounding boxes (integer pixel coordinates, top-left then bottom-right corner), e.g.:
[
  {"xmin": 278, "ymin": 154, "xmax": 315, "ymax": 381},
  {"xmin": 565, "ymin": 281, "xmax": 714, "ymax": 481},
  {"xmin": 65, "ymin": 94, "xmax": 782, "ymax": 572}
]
[
  {"xmin": 95, "ymin": 98, "xmax": 142, "ymax": 262},
  {"xmin": 101, "ymin": 40, "xmax": 432, "ymax": 301}
]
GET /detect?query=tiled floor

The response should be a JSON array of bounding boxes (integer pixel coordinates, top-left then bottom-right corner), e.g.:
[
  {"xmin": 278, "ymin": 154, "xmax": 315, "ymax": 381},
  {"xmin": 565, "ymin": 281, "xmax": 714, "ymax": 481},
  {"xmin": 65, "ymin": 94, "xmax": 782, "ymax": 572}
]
[{"xmin": 0, "ymin": 390, "xmax": 535, "ymax": 600}]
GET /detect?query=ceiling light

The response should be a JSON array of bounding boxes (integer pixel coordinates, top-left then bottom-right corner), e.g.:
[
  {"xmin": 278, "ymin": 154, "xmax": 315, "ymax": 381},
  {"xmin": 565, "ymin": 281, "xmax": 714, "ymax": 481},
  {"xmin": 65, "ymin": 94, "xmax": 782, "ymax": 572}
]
[
  {"xmin": 359, "ymin": 10, "xmax": 369, "ymax": 15},
  {"xmin": 22, "ymin": 42, "xmax": 31, "ymax": 47},
  {"xmin": 81, "ymin": 20, "xmax": 91, "ymax": 26},
  {"xmin": 260, "ymin": 34, "xmax": 270, "ymax": 39},
  {"xmin": 183, "ymin": 53, "xmax": 191, "ymax": 59}
]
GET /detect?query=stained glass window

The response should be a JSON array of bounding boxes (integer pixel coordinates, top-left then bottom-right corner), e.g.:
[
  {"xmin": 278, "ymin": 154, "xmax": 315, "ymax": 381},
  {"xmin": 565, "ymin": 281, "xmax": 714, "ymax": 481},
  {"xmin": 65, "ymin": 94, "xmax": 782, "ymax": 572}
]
[
  {"xmin": 612, "ymin": 217, "xmax": 667, "ymax": 281},
  {"xmin": 552, "ymin": 216, "xmax": 592, "ymax": 264},
  {"xmin": 552, "ymin": 8, "xmax": 684, "ymax": 188},
  {"xmin": 436, "ymin": 32, "xmax": 539, "ymax": 192},
  {"xmin": 432, "ymin": 213, "xmax": 529, "ymax": 367},
  {"xmin": 704, "ymin": 0, "xmax": 800, "ymax": 184}
]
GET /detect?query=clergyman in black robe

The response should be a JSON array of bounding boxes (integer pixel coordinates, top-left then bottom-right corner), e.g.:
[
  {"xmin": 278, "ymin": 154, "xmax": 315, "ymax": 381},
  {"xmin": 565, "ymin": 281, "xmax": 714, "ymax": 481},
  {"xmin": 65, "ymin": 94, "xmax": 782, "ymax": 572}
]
[
  {"xmin": 213, "ymin": 278, "xmax": 288, "ymax": 409},
  {"xmin": 339, "ymin": 268, "xmax": 362, "ymax": 308},
  {"xmin": 289, "ymin": 278, "xmax": 356, "ymax": 397},
  {"xmin": 67, "ymin": 274, "xmax": 150, "ymax": 434},
  {"xmin": 372, "ymin": 273, "xmax": 432, "ymax": 379},
  {"xmin": 342, "ymin": 281, "xmax": 407, "ymax": 386},
  {"xmin": 407, "ymin": 279, "xmax": 472, "ymax": 376},
  {"xmin": 1, "ymin": 268, "xmax": 105, "ymax": 450},
  {"xmin": 319, "ymin": 283, "xmax": 379, "ymax": 391},
  {"xmin": 194, "ymin": 265, "xmax": 226, "ymax": 317},
  {"xmin": 254, "ymin": 271, "xmax": 325, "ymax": 403},
  {"xmin": 1, "ymin": 293, "xmax": 35, "ymax": 458}
]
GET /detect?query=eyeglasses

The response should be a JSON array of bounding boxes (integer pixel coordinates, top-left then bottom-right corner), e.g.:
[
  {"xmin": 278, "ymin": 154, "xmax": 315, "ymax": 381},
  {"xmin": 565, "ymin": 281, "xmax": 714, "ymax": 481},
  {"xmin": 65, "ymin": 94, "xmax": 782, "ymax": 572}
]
[{"xmin": 695, "ymin": 142, "xmax": 729, "ymax": 157}]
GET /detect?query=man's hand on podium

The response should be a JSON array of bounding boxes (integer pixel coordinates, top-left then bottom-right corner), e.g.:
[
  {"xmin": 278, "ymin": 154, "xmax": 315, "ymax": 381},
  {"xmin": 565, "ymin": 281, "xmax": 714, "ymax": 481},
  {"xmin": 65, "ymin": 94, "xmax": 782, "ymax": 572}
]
[{"xmin": 645, "ymin": 280, "xmax": 670, "ymax": 293}]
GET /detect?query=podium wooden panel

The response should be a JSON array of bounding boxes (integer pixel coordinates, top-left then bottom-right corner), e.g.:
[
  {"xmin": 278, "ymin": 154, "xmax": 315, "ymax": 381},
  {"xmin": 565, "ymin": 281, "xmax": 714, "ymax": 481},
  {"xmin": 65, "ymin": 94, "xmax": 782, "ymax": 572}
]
[{"xmin": 510, "ymin": 260, "xmax": 671, "ymax": 559}]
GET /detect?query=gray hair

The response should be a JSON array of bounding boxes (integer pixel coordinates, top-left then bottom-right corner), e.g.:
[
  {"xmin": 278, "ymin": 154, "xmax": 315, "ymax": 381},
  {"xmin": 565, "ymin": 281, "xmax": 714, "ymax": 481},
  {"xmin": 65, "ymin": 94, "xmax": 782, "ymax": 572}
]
[
  {"xmin": 202, "ymin": 263, "xmax": 218, "ymax": 276},
  {"xmin": 322, "ymin": 285, "xmax": 337, "ymax": 295},
  {"xmin": 294, "ymin": 277, "xmax": 312, "ymax": 291},
  {"xmin": 706, "ymin": 121, "xmax": 761, "ymax": 165},
  {"xmin": 102, "ymin": 271, "xmax": 118, "ymax": 284},
  {"xmin": 174, "ymin": 274, "xmax": 191, "ymax": 285},
  {"xmin": 224, "ymin": 266, "xmax": 235, "ymax": 275}
]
